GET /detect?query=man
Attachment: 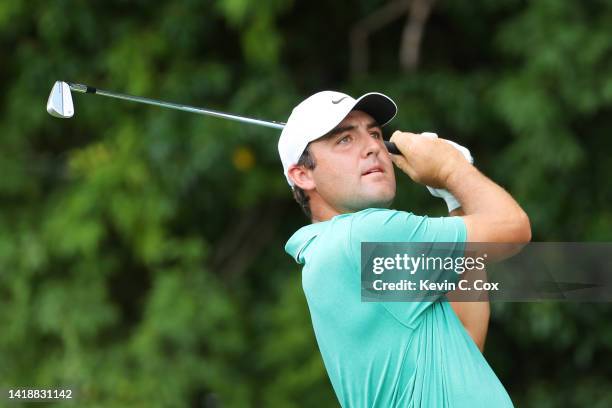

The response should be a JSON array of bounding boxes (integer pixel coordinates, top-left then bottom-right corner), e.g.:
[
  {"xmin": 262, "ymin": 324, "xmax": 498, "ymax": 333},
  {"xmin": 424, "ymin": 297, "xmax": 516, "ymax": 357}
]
[{"xmin": 278, "ymin": 91, "xmax": 530, "ymax": 407}]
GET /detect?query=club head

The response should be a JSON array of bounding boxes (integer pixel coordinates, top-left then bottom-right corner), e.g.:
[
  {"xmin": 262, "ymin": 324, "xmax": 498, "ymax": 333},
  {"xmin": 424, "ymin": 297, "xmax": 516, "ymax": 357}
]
[{"xmin": 47, "ymin": 81, "xmax": 74, "ymax": 118}]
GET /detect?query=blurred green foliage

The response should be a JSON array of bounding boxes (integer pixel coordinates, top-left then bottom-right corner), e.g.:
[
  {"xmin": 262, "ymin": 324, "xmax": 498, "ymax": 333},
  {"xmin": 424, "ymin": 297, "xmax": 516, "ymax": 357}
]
[{"xmin": 1, "ymin": 0, "xmax": 611, "ymax": 406}]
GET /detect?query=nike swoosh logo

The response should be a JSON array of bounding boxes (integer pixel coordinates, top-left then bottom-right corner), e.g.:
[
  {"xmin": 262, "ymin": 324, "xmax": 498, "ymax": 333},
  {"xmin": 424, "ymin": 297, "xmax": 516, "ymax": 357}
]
[{"xmin": 331, "ymin": 97, "xmax": 348, "ymax": 104}]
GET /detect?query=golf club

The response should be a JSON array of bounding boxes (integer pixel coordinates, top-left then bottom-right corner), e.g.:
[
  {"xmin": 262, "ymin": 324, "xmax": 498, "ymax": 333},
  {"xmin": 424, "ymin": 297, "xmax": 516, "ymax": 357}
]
[{"xmin": 46, "ymin": 81, "xmax": 401, "ymax": 154}]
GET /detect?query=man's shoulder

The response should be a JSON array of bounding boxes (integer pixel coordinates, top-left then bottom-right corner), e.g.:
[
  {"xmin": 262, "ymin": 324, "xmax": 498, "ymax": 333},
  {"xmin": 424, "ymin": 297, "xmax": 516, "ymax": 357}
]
[
  {"xmin": 338, "ymin": 208, "xmax": 414, "ymax": 225},
  {"xmin": 349, "ymin": 208, "xmax": 466, "ymax": 246},
  {"xmin": 321, "ymin": 209, "xmax": 417, "ymax": 241},
  {"xmin": 346, "ymin": 208, "xmax": 418, "ymax": 235},
  {"xmin": 285, "ymin": 208, "xmax": 426, "ymax": 263},
  {"xmin": 350, "ymin": 207, "xmax": 410, "ymax": 218}
]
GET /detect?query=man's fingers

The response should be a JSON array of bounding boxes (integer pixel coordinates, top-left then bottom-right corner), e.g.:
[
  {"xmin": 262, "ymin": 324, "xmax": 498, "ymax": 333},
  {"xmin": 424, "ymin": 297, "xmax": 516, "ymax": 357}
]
[
  {"xmin": 390, "ymin": 130, "xmax": 473, "ymax": 187},
  {"xmin": 390, "ymin": 131, "xmax": 417, "ymax": 156},
  {"xmin": 390, "ymin": 154, "xmax": 417, "ymax": 181},
  {"xmin": 390, "ymin": 130, "xmax": 403, "ymax": 139}
]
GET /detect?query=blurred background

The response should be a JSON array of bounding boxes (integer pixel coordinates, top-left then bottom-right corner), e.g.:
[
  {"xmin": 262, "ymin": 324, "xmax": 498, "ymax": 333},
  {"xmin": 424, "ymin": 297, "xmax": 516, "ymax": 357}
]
[{"xmin": 1, "ymin": 0, "xmax": 612, "ymax": 406}]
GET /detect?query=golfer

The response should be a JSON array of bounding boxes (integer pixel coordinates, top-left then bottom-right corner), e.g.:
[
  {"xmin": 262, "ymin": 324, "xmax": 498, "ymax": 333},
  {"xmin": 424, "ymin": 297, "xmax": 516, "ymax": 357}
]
[{"xmin": 278, "ymin": 91, "xmax": 530, "ymax": 407}]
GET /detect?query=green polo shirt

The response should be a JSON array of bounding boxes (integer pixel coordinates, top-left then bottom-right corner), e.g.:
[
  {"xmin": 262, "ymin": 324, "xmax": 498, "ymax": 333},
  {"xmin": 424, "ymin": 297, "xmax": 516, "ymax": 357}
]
[{"xmin": 285, "ymin": 208, "xmax": 513, "ymax": 407}]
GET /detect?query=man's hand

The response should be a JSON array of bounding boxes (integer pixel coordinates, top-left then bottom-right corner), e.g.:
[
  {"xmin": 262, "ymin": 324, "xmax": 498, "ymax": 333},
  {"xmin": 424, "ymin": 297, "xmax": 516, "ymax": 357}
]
[
  {"xmin": 389, "ymin": 131, "xmax": 470, "ymax": 188},
  {"xmin": 390, "ymin": 130, "xmax": 530, "ymax": 244}
]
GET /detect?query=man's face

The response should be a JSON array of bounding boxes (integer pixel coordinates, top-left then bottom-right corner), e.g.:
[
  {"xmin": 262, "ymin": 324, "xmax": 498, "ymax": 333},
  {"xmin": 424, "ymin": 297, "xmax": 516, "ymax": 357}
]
[{"xmin": 305, "ymin": 110, "xmax": 396, "ymax": 213}]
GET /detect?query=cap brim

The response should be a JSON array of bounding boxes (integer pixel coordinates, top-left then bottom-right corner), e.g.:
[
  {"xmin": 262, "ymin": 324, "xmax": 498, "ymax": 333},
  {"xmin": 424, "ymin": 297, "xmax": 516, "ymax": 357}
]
[{"xmin": 352, "ymin": 92, "xmax": 397, "ymax": 128}]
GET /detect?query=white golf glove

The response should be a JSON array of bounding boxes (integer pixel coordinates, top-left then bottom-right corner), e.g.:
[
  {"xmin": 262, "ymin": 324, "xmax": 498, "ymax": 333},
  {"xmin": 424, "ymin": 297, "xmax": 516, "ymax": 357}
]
[{"xmin": 420, "ymin": 132, "xmax": 473, "ymax": 212}]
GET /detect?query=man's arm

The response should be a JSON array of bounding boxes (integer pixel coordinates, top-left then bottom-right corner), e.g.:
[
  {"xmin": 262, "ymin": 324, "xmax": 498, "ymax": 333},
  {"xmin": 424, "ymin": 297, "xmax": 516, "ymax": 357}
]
[
  {"xmin": 389, "ymin": 132, "xmax": 531, "ymax": 350},
  {"xmin": 446, "ymin": 166, "xmax": 531, "ymax": 243},
  {"xmin": 444, "ymin": 165, "xmax": 530, "ymax": 351},
  {"xmin": 389, "ymin": 131, "xmax": 531, "ymax": 246},
  {"xmin": 445, "ymin": 163, "xmax": 529, "ymax": 351},
  {"xmin": 448, "ymin": 207, "xmax": 490, "ymax": 352}
]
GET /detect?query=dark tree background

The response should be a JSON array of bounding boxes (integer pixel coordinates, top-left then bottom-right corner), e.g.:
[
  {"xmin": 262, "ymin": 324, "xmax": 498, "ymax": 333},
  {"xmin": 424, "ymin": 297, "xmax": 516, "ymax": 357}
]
[{"xmin": 1, "ymin": 0, "xmax": 611, "ymax": 406}]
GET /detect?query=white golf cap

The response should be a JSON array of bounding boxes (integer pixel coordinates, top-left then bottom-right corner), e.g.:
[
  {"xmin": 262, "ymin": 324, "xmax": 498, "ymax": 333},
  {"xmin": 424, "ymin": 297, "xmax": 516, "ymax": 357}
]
[{"xmin": 278, "ymin": 90, "xmax": 397, "ymax": 186}]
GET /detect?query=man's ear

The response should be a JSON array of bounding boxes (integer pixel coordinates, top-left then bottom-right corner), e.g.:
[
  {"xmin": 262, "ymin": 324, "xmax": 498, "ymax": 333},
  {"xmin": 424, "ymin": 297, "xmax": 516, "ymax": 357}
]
[{"xmin": 288, "ymin": 164, "xmax": 316, "ymax": 190}]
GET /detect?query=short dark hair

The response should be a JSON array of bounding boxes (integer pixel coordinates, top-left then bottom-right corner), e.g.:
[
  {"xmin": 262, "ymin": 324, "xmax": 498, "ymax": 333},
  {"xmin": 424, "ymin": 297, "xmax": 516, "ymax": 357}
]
[{"xmin": 292, "ymin": 145, "xmax": 316, "ymax": 220}]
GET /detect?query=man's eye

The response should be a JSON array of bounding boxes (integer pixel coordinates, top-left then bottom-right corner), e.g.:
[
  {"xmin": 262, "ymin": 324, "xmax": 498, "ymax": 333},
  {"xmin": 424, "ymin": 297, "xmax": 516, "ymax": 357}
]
[
  {"xmin": 338, "ymin": 135, "xmax": 351, "ymax": 144},
  {"xmin": 371, "ymin": 132, "xmax": 382, "ymax": 139}
]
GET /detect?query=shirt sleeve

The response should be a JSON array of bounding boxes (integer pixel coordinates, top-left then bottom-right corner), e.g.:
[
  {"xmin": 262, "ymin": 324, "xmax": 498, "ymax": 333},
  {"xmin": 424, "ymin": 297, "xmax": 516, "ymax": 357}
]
[{"xmin": 348, "ymin": 208, "xmax": 467, "ymax": 329}]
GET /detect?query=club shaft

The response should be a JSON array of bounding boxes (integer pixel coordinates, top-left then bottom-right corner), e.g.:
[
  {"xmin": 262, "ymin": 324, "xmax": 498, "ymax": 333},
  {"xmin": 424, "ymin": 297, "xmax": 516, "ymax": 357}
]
[
  {"xmin": 66, "ymin": 82, "xmax": 400, "ymax": 154},
  {"xmin": 67, "ymin": 82, "xmax": 286, "ymax": 130}
]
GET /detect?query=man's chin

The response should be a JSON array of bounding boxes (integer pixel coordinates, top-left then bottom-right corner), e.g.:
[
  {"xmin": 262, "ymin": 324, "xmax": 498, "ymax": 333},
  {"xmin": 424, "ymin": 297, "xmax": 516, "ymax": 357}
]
[
  {"xmin": 353, "ymin": 191, "xmax": 395, "ymax": 210},
  {"xmin": 368, "ymin": 185, "xmax": 395, "ymax": 204}
]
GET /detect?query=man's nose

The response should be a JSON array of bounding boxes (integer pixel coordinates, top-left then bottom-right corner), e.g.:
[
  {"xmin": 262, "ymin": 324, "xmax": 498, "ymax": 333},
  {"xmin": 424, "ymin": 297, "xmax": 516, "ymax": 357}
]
[{"xmin": 362, "ymin": 132, "xmax": 382, "ymax": 157}]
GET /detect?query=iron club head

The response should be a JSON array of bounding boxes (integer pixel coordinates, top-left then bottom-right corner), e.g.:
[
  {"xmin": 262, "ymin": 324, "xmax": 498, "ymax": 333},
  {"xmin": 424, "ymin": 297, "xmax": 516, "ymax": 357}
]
[{"xmin": 47, "ymin": 81, "xmax": 74, "ymax": 118}]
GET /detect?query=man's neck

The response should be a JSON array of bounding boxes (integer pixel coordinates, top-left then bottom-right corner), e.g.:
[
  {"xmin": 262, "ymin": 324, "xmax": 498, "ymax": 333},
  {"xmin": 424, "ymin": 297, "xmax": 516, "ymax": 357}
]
[{"xmin": 309, "ymin": 194, "xmax": 345, "ymax": 223}]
